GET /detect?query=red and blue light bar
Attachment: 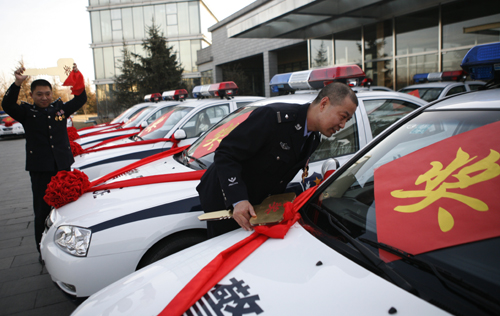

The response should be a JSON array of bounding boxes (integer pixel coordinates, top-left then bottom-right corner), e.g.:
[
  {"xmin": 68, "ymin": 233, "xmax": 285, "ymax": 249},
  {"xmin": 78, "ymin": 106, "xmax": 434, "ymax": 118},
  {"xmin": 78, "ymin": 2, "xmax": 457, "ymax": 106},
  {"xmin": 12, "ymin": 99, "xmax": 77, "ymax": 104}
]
[
  {"xmin": 270, "ymin": 65, "xmax": 365, "ymax": 93},
  {"xmin": 461, "ymin": 42, "xmax": 500, "ymax": 80},
  {"xmin": 192, "ymin": 82, "xmax": 239, "ymax": 99},
  {"xmin": 413, "ymin": 70, "xmax": 467, "ymax": 83},
  {"xmin": 162, "ymin": 89, "xmax": 188, "ymax": 101},
  {"xmin": 143, "ymin": 93, "xmax": 162, "ymax": 102}
]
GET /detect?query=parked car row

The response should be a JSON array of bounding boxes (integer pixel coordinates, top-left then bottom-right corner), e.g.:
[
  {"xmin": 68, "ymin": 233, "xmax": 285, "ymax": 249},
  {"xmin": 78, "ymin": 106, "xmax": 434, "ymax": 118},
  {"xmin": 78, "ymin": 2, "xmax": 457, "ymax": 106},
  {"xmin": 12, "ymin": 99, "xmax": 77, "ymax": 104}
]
[{"xmin": 41, "ymin": 43, "xmax": 500, "ymax": 315}]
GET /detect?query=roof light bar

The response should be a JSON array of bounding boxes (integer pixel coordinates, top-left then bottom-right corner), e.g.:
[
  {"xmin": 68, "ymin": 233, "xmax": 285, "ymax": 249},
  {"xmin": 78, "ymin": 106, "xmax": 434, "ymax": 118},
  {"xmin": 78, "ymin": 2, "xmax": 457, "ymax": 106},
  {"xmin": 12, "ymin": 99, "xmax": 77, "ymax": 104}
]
[
  {"xmin": 143, "ymin": 94, "xmax": 152, "ymax": 102},
  {"xmin": 269, "ymin": 65, "xmax": 366, "ymax": 94},
  {"xmin": 162, "ymin": 89, "xmax": 188, "ymax": 101},
  {"xmin": 413, "ymin": 70, "xmax": 468, "ymax": 83},
  {"xmin": 192, "ymin": 82, "xmax": 239, "ymax": 99},
  {"xmin": 461, "ymin": 42, "xmax": 500, "ymax": 80}
]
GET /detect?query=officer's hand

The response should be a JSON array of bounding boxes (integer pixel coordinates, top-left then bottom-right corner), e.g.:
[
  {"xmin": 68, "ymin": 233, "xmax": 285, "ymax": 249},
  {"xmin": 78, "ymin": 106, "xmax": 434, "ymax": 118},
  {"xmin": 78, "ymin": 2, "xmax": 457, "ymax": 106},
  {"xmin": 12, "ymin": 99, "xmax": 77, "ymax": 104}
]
[
  {"xmin": 72, "ymin": 63, "xmax": 79, "ymax": 73},
  {"xmin": 14, "ymin": 67, "xmax": 28, "ymax": 86},
  {"xmin": 232, "ymin": 200, "xmax": 256, "ymax": 232}
]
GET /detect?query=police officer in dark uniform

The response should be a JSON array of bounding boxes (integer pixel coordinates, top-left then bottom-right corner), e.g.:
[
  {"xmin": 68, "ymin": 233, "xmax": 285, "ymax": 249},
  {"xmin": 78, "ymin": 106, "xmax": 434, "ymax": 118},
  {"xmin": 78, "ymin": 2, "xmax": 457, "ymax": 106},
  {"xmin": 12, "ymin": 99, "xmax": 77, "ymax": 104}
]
[
  {"xmin": 2, "ymin": 64, "xmax": 87, "ymax": 260},
  {"xmin": 196, "ymin": 82, "xmax": 358, "ymax": 238}
]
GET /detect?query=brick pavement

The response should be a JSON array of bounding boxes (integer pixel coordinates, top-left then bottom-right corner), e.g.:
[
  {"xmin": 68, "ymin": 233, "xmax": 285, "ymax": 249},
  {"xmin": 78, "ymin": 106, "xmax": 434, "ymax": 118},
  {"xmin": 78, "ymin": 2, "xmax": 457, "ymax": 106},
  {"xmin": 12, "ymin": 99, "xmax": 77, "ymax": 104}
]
[{"xmin": 0, "ymin": 137, "xmax": 77, "ymax": 316}]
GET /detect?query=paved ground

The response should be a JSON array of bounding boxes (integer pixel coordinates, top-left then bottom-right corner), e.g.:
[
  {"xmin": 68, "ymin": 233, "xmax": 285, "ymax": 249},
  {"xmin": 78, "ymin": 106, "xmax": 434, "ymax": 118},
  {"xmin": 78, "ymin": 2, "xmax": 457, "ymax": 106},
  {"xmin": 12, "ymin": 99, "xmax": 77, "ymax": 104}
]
[{"xmin": 0, "ymin": 136, "xmax": 78, "ymax": 316}]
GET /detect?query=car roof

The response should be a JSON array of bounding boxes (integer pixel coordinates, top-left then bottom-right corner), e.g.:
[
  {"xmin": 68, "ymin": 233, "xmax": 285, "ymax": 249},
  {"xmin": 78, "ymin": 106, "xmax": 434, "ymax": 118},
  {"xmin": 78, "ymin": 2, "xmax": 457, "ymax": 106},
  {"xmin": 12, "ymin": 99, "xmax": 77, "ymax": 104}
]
[
  {"xmin": 173, "ymin": 96, "xmax": 264, "ymax": 108},
  {"xmin": 428, "ymin": 88, "xmax": 500, "ymax": 111},
  {"xmin": 401, "ymin": 81, "xmax": 486, "ymax": 90}
]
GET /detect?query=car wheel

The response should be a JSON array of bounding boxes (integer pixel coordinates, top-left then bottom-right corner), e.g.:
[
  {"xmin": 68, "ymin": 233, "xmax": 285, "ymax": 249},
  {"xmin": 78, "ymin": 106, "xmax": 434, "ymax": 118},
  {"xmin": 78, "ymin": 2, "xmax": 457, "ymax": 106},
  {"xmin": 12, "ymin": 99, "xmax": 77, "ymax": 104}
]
[{"xmin": 136, "ymin": 230, "xmax": 207, "ymax": 270}]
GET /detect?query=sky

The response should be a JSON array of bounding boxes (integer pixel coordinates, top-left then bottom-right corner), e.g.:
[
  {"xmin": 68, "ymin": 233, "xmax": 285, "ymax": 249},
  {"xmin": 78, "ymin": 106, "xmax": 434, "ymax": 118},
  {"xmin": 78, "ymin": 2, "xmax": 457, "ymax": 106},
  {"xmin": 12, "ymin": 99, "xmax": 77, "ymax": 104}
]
[{"xmin": 0, "ymin": 0, "xmax": 255, "ymax": 85}]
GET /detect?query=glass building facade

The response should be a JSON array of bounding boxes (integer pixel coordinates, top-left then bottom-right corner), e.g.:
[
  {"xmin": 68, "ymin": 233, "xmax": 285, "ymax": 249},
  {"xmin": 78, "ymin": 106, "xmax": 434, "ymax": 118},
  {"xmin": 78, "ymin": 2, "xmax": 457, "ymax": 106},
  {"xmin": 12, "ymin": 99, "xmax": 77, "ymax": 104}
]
[
  {"xmin": 307, "ymin": 0, "xmax": 500, "ymax": 90},
  {"xmin": 88, "ymin": 0, "xmax": 217, "ymax": 115}
]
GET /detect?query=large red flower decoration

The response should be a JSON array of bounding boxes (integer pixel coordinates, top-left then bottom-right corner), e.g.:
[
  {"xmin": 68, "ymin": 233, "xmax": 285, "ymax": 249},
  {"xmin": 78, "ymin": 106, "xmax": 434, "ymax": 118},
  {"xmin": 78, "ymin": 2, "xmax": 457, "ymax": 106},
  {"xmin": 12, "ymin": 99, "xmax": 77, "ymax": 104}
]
[
  {"xmin": 67, "ymin": 127, "xmax": 80, "ymax": 141},
  {"xmin": 70, "ymin": 141, "xmax": 84, "ymax": 157},
  {"xmin": 44, "ymin": 170, "xmax": 91, "ymax": 209}
]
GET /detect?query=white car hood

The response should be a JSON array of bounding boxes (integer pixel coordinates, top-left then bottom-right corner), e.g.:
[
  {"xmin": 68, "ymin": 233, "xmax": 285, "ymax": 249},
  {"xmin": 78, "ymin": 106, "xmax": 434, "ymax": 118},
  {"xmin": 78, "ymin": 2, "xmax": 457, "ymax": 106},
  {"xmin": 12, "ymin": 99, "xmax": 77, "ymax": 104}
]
[
  {"xmin": 72, "ymin": 225, "xmax": 449, "ymax": 316},
  {"xmin": 55, "ymin": 156, "xmax": 198, "ymax": 227}
]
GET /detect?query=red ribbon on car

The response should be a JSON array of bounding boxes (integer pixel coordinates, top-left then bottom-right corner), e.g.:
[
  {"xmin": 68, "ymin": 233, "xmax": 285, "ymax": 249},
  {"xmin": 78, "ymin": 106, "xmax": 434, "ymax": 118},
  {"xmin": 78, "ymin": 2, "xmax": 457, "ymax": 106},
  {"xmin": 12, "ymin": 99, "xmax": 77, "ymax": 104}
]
[
  {"xmin": 158, "ymin": 186, "xmax": 317, "ymax": 316},
  {"xmin": 44, "ymin": 145, "xmax": 199, "ymax": 208}
]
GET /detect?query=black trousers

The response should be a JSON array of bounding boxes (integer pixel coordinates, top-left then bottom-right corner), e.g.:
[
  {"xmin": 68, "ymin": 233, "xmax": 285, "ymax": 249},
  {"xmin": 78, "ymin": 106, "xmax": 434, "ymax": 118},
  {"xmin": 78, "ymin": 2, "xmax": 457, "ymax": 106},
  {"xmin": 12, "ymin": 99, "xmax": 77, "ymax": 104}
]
[{"xmin": 29, "ymin": 171, "xmax": 58, "ymax": 253}]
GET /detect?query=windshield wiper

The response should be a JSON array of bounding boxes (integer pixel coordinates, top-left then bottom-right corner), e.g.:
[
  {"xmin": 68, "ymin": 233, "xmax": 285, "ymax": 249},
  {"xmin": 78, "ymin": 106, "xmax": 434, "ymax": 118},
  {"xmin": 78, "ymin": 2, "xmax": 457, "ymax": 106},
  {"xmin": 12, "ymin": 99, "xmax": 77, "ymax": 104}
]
[
  {"xmin": 309, "ymin": 203, "xmax": 417, "ymax": 295},
  {"xmin": 359, "ymin": 238, "xmax": 500, "ymax": 315},
  {"xmin": 186, "ymin": 155, "xmax": 207, "ymax": 169}
]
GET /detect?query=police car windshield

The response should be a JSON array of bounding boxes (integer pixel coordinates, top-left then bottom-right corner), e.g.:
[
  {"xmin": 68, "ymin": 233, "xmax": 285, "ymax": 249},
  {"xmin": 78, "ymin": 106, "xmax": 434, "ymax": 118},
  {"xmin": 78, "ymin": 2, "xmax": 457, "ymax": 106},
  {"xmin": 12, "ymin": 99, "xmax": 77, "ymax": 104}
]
[
  {"xmin": 137, "ymin": 106, "xmax": 191, "ymax": 140},
  {"xmin": 306, "ymin": 109, "xmax": 500, "ymax": 314},
  {"xmin": 122, "ymin": 106, "xmax": 155, "ymax": 128},
  {"xmin": 183, "ymin": 106, "xmax": 258, "ymax": 169},
  {"xmin": 400, "ymin": 88, "xmax": 443, "ymax": 102},
  {"xmin": 110, "ymin": 106, "xmax": 140, "ymax": 124}
]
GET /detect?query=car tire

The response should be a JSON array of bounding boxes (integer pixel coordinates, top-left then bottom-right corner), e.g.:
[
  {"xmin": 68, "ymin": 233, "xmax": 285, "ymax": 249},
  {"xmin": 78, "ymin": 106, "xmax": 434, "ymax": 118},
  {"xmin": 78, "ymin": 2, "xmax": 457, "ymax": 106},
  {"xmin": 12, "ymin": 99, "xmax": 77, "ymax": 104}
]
[{"xmin": 136, "ymin": 230, "xmax": 207, "ymax": 270}]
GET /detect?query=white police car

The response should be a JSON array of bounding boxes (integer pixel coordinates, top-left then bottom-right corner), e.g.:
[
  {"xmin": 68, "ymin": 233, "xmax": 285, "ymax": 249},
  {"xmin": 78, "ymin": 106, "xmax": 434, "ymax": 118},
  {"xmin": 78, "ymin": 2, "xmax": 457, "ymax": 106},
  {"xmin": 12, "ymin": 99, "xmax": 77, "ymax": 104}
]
[
  {"xmin": 72, "ymin": 85, "xmax": 263, "ymax": 181},
  {"xmin": 40, "ymin": 65, "xmax": 426, "ymax": 299},
  {"xmin": 75, "ymin": 99, "xmax": 182, "ymax": 149},
  {"xmin": 399, "ymin": 70, "xmax": 485, "ymax": 102},
  {"xmin": 71, "ymin": 42, "xmax": 500, "ymax": 316},
  {"xmin": 0, "ymin": 114, "xmax": 24, "ymax": 138},
  {"xmin": 77, "ymin": 102, "xmax": 152, "ymax": 136}
]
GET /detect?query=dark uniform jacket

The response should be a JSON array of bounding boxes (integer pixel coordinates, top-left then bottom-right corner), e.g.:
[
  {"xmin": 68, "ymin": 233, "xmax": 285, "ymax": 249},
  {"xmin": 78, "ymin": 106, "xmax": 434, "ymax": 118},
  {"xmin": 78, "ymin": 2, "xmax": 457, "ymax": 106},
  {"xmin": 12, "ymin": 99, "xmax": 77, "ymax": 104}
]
[
  {"xmin": 197, "ymin": 102, "xmax": 320, "ymax": 211},
  {"xmin": 2, "ymin": 83, "xmax": 87, "ymax": 172}
]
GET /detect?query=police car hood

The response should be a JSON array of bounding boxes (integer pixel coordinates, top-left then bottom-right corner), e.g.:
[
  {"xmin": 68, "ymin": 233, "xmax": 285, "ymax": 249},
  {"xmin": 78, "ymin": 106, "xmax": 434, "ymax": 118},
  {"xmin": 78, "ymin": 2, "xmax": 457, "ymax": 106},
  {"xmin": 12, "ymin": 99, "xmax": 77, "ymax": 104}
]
[
  {"xmin": 72, "ymin": 224, "xmax": 449, "ymax": 316},
  {"xmin": 55, "ymin": 156, "xmax": 198, "ymax": 228}
]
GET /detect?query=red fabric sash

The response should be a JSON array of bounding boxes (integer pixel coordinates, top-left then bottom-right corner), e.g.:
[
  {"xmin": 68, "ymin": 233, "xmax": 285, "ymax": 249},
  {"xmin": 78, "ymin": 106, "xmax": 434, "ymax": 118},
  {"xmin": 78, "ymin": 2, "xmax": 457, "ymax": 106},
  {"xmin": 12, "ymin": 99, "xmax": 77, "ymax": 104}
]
[
  {"xmin": 77, "ymin": 122, "xmax": 123, "ymax": 132},
  {"xmin": 45, "ymin": 145, "xmax": 192, "ymax": 208},
  {"xmin": 80, "ymin": 126, "xmax": 141, "ymax": 138},
  {"xmin": 80, "ymin": 137, "xmax": 179, "ymax": 155},
  {"xmin": 158, "ymin": 186, "xmax": 318, "ymax": 316},
  {"xmin": 88, "ymin": 145, "xmax": 190, "ymax": 188}
]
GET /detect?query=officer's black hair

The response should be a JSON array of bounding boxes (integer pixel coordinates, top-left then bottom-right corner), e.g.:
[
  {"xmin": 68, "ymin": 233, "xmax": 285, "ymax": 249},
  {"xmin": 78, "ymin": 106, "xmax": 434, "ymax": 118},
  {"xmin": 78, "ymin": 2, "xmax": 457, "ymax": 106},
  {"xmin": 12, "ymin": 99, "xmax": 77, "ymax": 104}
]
[
  {"xmin": 31, "ymin": 79, "xmax": 52, "ymax": 92},
  {"xmin": 313, "ymin": 82, "xmax": 358, "ymax": 107}
]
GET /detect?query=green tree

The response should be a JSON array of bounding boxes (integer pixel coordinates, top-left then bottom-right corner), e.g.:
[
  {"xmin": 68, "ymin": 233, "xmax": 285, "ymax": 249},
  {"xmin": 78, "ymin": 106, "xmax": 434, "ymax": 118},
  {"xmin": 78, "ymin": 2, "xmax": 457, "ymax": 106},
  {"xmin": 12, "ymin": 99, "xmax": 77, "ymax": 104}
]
[
  {"xmin": 113, "ymin": 45, "xmax": 141, "ymax": 110},
  {"xmin": 113, "ymin": 22, "xmax": 184, "ymax": 114}
]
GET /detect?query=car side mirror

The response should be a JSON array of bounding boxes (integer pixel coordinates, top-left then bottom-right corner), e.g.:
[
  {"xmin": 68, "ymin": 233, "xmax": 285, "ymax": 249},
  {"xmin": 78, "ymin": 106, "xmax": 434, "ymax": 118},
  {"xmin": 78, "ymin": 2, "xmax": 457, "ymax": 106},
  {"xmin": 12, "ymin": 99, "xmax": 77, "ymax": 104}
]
[
  {"xmin": 140, "ymin": 121, "xmax": 148, "ymax": 128},
  {"xmin": 321, "ymin": 158, "xmax": 340, "ymax": 179},
  {"xmin": 173, "ymin": 129, "xmax": 187, "ymax": 140}
]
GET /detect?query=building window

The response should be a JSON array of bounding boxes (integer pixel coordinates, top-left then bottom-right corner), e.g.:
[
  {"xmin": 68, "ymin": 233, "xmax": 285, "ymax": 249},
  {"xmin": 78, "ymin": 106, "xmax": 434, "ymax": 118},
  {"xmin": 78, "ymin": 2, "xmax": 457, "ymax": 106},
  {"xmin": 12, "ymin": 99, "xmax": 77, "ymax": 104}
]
[
  {"xmin": 396, "ymin": 8, "xmax": 438, "ymax": 56},
  {"xmin": 122, "ymin": 8, "xmax": 134, "ymax": 40},
  {"xmin": 310, "ymin": 38, "xmax": 333, "ymax": 68},
  {"xmin": 91, "ymin": 11, "xmax": 102, "ymax": 43},
  {"xmin": 442, "ymin": 0, "xmax": 500, "ymax": 49},
  {"xmin": 111, "ymin": 9, "xmax": 122, "ymax": 41},
  {"xmin": 365, "ymin": 59, "xmax": 393, "ymax": 89},
  {"xmin": 132, "ymin": 7, "xmax": 145, "ymax": 40},
  {"xmin": 364, "ymin": 20, "xmax": 393, "ymax": 59},
  {"xmin": 396, "ymin": 54, "xmax": 438, "ymax": 90},
  {"xmin": 167, "ymin": 3, "xmax": 178, "ymax": 36},
  {"xmin": 100, "ymin": 10, "xmax": 112, "ymax": 42},
  {"xmin": 335, "ymin": 28, "xmax": 362, "ymax": 65},
  {"xmin": 201, "ymin": 70, "xmax": 213, "ymax": 85}
]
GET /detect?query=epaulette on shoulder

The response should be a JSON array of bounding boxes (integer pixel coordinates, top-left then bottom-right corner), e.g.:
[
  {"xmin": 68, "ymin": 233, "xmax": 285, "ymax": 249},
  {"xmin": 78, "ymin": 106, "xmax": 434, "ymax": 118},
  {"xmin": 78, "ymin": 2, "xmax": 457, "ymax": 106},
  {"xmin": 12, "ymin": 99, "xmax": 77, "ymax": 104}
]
[
  {"xmin": 276, "ymin": 110, "xmax": 297, "ymax": 123},
  {"xmin": 50, "ymin": 97, "xmax": 63, "ymax": 107},
  {"xmin": 20, "ymin": 101, "xmax": 31, "ymax": 106}
]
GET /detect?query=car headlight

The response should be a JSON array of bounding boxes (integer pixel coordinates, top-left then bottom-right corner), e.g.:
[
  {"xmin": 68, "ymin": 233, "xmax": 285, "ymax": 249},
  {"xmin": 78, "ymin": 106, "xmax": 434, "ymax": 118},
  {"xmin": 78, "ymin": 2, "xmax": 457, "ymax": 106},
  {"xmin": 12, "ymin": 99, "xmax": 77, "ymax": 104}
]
[
  {"xmin": 55, "ymin": 226, "xmax": 92, "ymax": 257},
  {"xmin": 45, "ymin": 209, "xmax": 57, "ymax": 228}
]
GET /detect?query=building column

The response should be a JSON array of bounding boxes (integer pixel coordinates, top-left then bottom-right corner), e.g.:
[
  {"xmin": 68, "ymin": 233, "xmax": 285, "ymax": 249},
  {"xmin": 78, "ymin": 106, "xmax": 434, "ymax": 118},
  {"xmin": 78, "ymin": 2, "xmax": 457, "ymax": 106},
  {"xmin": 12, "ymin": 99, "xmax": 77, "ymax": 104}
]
[
  {"xmin": 263, "ymin": 51, "xmax": 278, "ymax": 98},
  {"xmin": 214, "ymin": 65, "xmax": 224, "ymax": 83}
]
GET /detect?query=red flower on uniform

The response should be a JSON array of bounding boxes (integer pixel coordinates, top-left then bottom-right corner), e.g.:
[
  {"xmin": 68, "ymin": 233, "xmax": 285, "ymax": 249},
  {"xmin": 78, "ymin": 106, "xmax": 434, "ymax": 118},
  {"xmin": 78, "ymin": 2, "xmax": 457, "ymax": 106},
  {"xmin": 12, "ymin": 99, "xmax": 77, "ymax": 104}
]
[
  {"xmin": 67, "ymin": 127, "xmax": 80, "ymax": 141},
  {"xmin": 70, "ymin": 141, "xmax": 84, "ymax": 156},
  {"xmin": 44, "ymin": 170, "xmax": 91, "ymax": 209}
]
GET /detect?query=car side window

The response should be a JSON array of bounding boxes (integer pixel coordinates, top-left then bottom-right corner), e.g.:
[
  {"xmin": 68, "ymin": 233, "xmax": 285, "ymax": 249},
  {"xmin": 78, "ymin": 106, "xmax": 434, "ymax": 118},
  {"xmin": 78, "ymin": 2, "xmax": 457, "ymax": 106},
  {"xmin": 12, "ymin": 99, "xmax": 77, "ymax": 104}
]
[
  {"xmin": 236, "ymin": 101, "xmax": 253, "ymax": 108},
  {"xmin": 366, "ymin": 99, "xmax": 420, "ymax": 138},
  {"xmin": 446, "ymin": 86, "xmax": 466, "ymax": 96},
  {"xmin": 183, "ymin": 104, "xmax": 230, "ymax": 138},
  {"xmin": 468, "ymin": 84, "xmax": 483, "ymax": 91},
  {"xmin": 309, "ymin": 114, "xmax": 359, "ymax": 162}
]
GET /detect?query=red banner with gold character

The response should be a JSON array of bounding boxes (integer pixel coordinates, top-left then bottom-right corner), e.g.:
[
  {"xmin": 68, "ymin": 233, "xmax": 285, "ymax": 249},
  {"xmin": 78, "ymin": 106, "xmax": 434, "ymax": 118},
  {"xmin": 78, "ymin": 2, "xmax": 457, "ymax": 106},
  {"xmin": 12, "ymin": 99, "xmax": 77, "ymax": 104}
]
[
  {"xmin": 374, "ymin": 121, "xmax": 500, "ymax": 258},
  {"xmin": 191, "ymin": 111, "xmax": 252, "ymax": 158}
]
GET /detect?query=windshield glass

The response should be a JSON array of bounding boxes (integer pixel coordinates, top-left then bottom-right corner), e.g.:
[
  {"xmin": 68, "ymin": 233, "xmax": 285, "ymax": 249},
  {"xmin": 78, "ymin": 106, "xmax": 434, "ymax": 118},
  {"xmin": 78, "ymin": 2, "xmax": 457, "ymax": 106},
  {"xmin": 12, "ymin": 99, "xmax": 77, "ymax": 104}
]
[
  {"xmin": 183, "ymin": 106, "xmax": 257, "ymax": 169},
  {"xmin": 137, "ymin": 106, "xmax": 192, "ymax": 140},
  {"xmin": 122, "ymin": 106, "xmax": 155, "ymax": 128},
  {"xmin": 110, "ymin": 106, "xmax": 137, "ymax": 124},
  {"xmin": 399, "ymin": 88, "xmax": 443, "ymax": 102},
  {"xmin": 305, "ymin": 109, "xmax": 500, "ymax": 314}
]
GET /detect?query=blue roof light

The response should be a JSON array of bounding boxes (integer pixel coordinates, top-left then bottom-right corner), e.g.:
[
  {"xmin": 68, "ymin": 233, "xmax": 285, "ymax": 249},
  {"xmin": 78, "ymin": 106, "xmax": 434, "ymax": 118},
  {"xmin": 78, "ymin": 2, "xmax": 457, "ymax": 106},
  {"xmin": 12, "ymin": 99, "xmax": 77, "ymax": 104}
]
[
  {"xmin": 269, "ymin": 73, "xmax": 293, "ymax": 93},
  {"xmin": 413, "ymin": 73, "xmax": 429, "ymax": 83},
  {"xmin": 461, "ymin": 42, "xmax": 500, "ymax": 80}
]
